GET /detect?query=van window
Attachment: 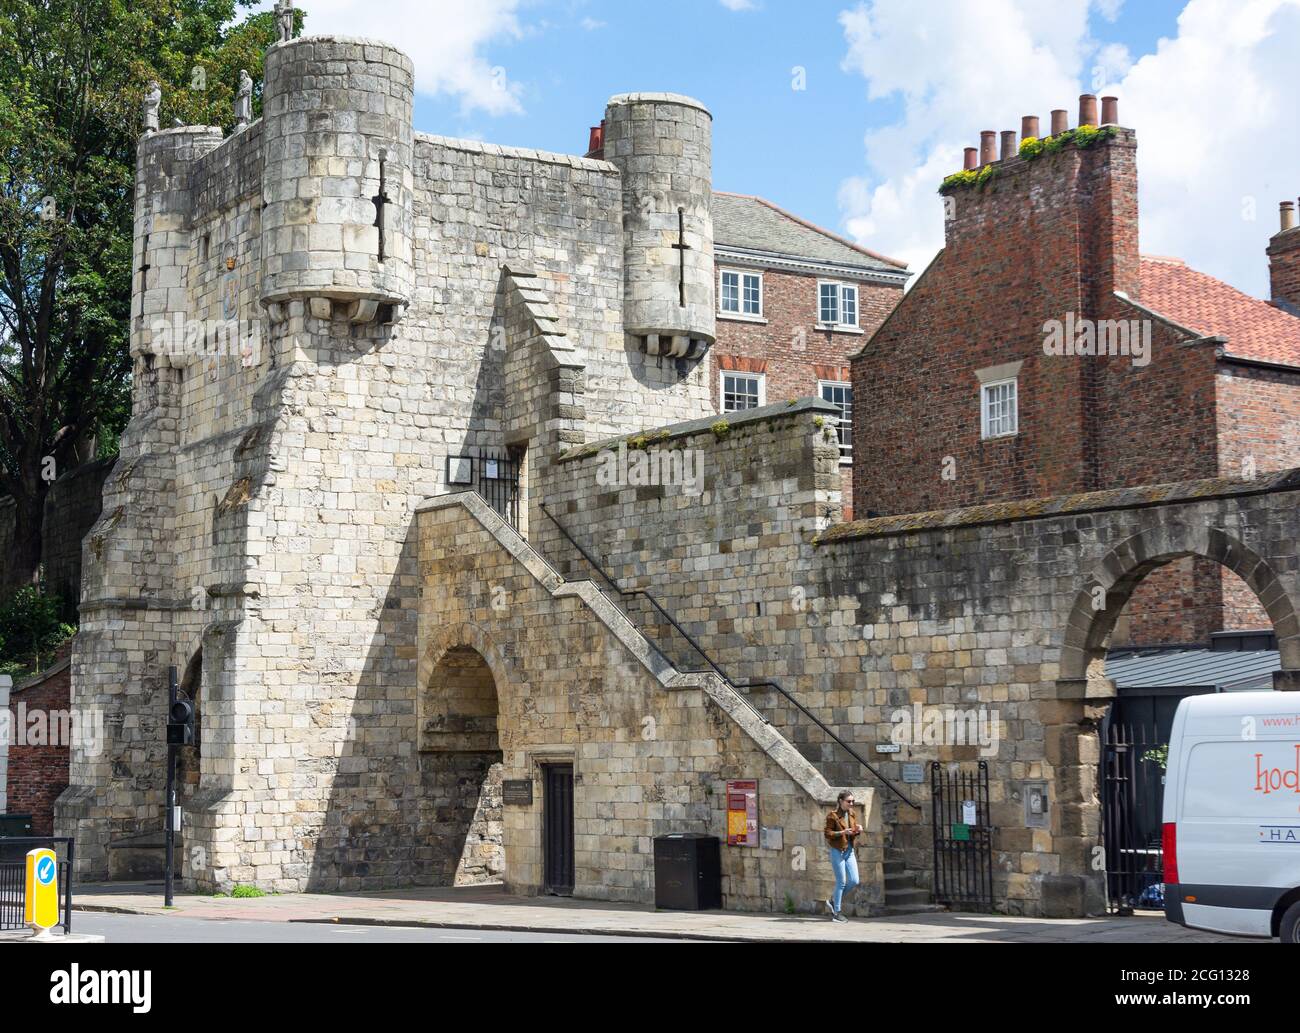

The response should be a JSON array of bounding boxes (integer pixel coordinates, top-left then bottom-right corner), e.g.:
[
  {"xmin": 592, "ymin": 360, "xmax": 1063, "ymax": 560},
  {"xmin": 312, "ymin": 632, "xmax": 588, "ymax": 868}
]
[{"xmin": 1183, "ymin": 740, "xmax": 1300, "ymax": 819}]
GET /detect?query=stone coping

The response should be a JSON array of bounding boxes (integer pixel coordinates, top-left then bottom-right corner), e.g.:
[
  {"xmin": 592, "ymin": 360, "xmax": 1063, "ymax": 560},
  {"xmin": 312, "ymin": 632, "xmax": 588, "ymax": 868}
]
[
  {"xmin": 11, "ymin": 656, "xmax": 71, "ymax": 695},
  {"xmin": 415, "ymin": 133, "xmax": 616, "ymax": 173},
  {"xmin": 607, "ymin": 92, "xmax": 712, "ymax": 118},
  {"xmin": 559, "ymin": 396, "xmax": 841, "ymax": 462},
  {"xmin": 817, "ymin": 467, "xmax": 1300, "ymax": 544}
]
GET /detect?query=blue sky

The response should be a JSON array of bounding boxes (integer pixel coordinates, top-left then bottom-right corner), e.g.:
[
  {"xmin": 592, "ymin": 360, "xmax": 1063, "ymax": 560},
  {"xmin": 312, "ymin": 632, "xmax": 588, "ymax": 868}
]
[
  {"xmin": 286, "ymin": 0, "xmax": 1300, "ymax": 297},
  {"xmin": 414, "ymin": 0, "xmax": 1186, "ymax": 240}
]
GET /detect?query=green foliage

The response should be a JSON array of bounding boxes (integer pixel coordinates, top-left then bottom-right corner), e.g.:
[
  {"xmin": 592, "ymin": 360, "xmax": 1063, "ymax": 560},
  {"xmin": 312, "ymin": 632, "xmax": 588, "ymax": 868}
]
[
  {"xmin": 945, "ymin": 126, "xmax": 1120, "ymax": 192},
  {"xmin": 710, "ymin": 419, "xmax": 731, "ymax": 440},
  {"xmin": 938, "ymin": 163, "xmax": 998, "ymax": 194},
  {"xmin": 229, "ymin": 883, "xmax": 267, "ymax": 898},
  {"xmin": 784, "ymin": 892, "xmax": 796, "ymax": 915},
  {"xmin": 0, "ymin": 586, "xmax": 75, "ymax": 673},
  {"xmin": 1142, "ymin": 744, "xmax": 1169, "ymax": 770},
  {"xmin": 0, "ymin": 0, "xmax": 283, "ymax": 585},
  {"xmin": 1018, "ymin": 136, "xmax": 1045, "ymax": 160}
]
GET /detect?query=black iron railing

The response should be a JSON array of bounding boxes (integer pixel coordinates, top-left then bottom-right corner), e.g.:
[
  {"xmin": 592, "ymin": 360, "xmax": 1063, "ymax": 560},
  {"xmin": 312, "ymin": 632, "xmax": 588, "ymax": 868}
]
[
  {"xmin": 0, "ymin": 837, "xmax": 75, "ymax": 935},
  {"xmin": 539, "ymin": 502, "xmax": 920, "ymax": 811}
]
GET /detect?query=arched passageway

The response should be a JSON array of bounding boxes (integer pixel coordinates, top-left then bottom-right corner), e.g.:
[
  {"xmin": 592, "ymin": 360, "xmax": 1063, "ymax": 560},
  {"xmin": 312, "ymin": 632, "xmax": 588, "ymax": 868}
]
[{"xmin": 421, "ymin": 644, "xmax": 504, "ymax": 886}]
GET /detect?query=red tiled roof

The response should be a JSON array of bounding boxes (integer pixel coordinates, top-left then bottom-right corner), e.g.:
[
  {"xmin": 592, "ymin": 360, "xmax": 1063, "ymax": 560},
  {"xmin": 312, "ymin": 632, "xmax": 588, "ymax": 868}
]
[{"xmin": 1140, "ymin": 255, "xmax": 1300, "ymax": 366}]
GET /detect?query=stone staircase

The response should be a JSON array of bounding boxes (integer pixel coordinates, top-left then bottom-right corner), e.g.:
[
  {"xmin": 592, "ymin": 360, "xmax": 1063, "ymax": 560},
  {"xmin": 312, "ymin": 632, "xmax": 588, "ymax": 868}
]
[{"xmin": 880, "ymin": 849, "xmax": 947, "ymax": 916}]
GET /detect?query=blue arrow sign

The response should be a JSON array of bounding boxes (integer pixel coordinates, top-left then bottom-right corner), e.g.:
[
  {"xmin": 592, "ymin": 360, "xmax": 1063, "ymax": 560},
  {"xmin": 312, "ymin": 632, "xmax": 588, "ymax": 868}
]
[{"xmin": 36, "ymin": 856, "xmax": 55, "ymax": 885}]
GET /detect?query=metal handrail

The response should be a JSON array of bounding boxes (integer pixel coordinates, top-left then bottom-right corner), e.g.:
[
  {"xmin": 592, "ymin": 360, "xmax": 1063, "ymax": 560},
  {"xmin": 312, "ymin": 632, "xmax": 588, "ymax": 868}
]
[{"xmin": 539, "ymin": 502, "xmax": 920, "ymax": 811}]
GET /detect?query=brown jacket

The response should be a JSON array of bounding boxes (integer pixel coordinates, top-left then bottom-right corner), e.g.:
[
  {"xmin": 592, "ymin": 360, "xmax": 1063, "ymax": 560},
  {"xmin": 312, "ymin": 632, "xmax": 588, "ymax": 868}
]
[{"xmin": 824, "ymin": 808, "xmax": 860, "ymax": 851}]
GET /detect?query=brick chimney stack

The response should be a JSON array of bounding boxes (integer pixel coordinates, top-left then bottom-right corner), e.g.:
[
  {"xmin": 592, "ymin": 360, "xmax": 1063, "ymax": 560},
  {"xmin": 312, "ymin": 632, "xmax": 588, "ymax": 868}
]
[
  {"xmin": 1021, "ymin": 115, "xmax": 1040, "ymax": 141},
  {"xmin": 1269, "ymin": 198, "xmax": 1300, "ymax": 314},
  {"xmin": 980, "ymin": 130, "xmax": 997, "ymax": 166},
  {"xmin": 585, "ymin": 120, "xmax": 606, "ymax": 160}
]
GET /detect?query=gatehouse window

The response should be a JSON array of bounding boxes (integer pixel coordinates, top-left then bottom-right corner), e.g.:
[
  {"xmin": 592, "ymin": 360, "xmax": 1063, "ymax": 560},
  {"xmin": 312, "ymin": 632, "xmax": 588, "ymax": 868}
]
[
  {"xmin": 721, "ymin": 371, "xmax": 765, "ymax": 412},
  {"xmin": 818, "ymin": 381, "xmax": 853, "ymax": 463},
  {"xmin": 818, "ymin": 281, "xmax": 859, "ymax": 329},
  {"xmin": 981, "ymin": 377, "xmax": 1018, "ymax": 439},
  {"xmin": 720, "ymin": 269, "xmax": 762, "ymax": 317}
]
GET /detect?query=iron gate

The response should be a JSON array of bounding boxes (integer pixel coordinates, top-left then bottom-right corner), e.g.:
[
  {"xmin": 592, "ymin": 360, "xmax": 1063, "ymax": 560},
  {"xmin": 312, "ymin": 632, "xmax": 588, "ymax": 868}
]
[
  {"xmin": 931, "ymin": 761, "xmax": 994, "ymax": 910},
  {"xmin": 0, "ymin": 837, "xmax": 74, "ymax": 934},
  {"xmin": 478, "ymin": 449, "xmax": 521, "ymax": 530},
  {"xmin": 1101, "ymin": 722, "xmax": 1166, "ymax": 914}
]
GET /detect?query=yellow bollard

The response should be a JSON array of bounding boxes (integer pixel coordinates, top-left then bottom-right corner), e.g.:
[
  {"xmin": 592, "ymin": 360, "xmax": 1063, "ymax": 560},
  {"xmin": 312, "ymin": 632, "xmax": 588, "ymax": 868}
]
[{"xmin": 24, "ymin": 848, "xmax": 59, "ymax": 939}]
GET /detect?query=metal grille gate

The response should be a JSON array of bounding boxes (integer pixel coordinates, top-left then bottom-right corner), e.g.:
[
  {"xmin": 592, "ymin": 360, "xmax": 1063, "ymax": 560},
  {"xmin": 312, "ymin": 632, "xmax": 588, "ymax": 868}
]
[
  {"xmin": 931, "ymin": 761, "xmax": 994, "ymax": 910},
  {"xmin": 478, "ymin": 449, "xmax": 521, "ymax": 530},
  {"xmin": 1101, "ymin": 722, "xmax": 1166, "ymax": 914}
]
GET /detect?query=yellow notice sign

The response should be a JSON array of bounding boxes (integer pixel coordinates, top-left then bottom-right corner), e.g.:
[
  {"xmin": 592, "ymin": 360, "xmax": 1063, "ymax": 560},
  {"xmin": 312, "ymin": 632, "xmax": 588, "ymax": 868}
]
[{"xmin": 24, "ymin": 848, "xmax": 59, "ymax": 930}]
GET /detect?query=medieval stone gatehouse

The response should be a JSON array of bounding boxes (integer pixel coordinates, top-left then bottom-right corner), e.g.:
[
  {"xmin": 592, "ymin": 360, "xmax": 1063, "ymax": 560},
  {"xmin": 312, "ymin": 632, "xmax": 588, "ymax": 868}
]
[{"xmin": 59, "ymin": 31, "xmax": 1300, "ymax": 918}]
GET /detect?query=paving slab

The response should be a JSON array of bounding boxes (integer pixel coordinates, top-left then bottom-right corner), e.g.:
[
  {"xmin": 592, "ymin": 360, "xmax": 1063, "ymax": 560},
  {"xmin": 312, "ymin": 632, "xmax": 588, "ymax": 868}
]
[{"xmin": 70, "ymin": 882, "xmax": 1246, "ymax": 944}]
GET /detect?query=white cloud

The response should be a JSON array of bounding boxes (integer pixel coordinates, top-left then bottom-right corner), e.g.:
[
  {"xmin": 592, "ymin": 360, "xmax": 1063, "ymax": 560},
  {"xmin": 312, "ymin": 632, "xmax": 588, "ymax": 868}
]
[
  {"xmin": 257, "ymin": 0, "xmax": 526, "ymax": 115},
  {"xmin": 1120, "ymin": 0, "xmax": 1300, "ymax": 296},
  {"xmin": 580, "ymin": 17, "xmax": 607, "ymax": 31},
  {"xmin": 837, "ymin": 0, "xmax": 1300, "ymax": 298},
  {"xmin": 836, "ymin": 0, "xmax": 1092, "ymax": 279},
  {"xmin": 719, "ymin": 0, "xmax": 759, "ymax": 10}
]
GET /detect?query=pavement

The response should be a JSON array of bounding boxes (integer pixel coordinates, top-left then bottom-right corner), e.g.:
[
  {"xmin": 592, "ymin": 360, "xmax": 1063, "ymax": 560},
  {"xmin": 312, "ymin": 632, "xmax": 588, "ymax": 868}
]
[{"xmin": 68, "ymin": 882, "xmax": 1246, "ymax": 943}]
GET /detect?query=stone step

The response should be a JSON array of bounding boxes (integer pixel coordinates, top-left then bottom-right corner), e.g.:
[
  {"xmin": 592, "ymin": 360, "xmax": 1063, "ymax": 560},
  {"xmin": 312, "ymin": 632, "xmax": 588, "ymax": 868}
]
[
  {"xmin": 884, "ymin": 887, "xmax": 932, "ymax": 907},
  {"xmin": 879, "ymin": 903, "xmax": 949, "ymax": 917}
]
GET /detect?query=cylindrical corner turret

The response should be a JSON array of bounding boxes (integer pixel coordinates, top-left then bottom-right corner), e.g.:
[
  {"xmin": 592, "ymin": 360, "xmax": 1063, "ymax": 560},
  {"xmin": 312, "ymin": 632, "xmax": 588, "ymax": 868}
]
[
  {"xmin": 133, "ymin": 125, "xmax": 224, "ymax": 384},
  {"xmin": 604, "ymin": 92, "xmax": 715, "ymax": 358},
  {"xmin": 259, "ymin": 36, "xmax": 414, "ymax": 323}
]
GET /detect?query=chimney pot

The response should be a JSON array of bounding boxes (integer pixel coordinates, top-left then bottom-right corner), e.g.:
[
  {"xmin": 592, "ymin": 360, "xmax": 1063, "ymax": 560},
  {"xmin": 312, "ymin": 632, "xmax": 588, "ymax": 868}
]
[
  {"xmin": 1282, "ymin": 201, "xmax": 1298, "ymax": 232},
  {"xmin": 963, "ymin": 147, "xmax": 979, "ymax": 171},
  {"xmin": 1101, "ymin": 96, "xmax": 1119, "ymax": 126},
  {"xmin": 1021, "ymin": 115, "xmax": 1040, "ymax": 141},
  {"xmin": 1079, "ymin": 94, "xmax": 1098, "ymax": 127},
  {"xmin": 1000, "ymin": 131, "xmax": 1017, "ymax": 160},
  {"xmin": 980, "ymin": 130, "xmax": 997, "ymax": 166},
  {"xmin": 1050, "ymin": 109, "xmax": 1069, "ymax": 136}
]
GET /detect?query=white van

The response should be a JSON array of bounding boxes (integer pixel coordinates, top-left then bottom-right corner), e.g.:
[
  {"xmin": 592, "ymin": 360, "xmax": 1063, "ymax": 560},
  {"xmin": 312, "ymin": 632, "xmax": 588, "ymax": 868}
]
[{"xmin": 1163, "ymin": 691, "xmax": 1300, "ymax": 941}]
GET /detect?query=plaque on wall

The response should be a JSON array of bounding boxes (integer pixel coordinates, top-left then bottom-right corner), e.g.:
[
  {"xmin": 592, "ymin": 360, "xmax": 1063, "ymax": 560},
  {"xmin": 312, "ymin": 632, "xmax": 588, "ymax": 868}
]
[
  {"xmin": 502, "ymin": 779, "xmax": 533, "ymax": 805},
  {"xmin": 901, "ymin": 762, "xmax": 926, "ymax": 784}
]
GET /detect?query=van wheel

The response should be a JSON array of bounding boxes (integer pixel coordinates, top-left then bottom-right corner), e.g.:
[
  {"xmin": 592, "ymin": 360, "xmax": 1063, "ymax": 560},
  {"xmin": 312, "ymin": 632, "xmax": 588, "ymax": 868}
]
[{"xmin": 1281, "ymin": 902, "xmax": 1300, "ymax": 943}]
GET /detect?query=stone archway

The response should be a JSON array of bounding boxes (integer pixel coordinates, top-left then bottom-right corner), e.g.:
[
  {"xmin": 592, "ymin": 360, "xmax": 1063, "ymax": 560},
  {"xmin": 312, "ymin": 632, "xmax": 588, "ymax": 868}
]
[
  {"xmin": 1059, "ymin": 523, "xmax": 1300, "ymax": 687},
  {"xmin": 420, "ymin": 626, "xmax": 508, "ymax": 886}
]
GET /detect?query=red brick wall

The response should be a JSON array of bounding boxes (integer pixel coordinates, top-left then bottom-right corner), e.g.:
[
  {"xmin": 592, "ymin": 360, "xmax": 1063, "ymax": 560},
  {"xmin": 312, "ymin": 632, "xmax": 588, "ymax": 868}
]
[
  {"xmin": 711, "ymin": 267, "xmax": 901, "ymax": 519},
  {"xmin": 5, "ymin": 660, "xmax": 71, "ymax": 836},
  {"xmin": 1268, "ymin": 228, "xmax": 1300, "ymax": 311},
  {"xmin": 851, "ymin": 130, "xmax": 1227, "ymax": 518},
  {"xmin": 845, "ymin": 129, "xmax": 1295, "ymax": 647}
]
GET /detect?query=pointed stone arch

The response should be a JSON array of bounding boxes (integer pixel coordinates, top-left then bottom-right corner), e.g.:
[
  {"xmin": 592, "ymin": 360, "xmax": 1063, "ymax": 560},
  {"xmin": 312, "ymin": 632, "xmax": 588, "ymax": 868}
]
[
  {"xmin": 1059, "ymin": 523, "xmax": 1300, "ymax": 686},
  {"xmin": 419, "ymin": 621, "xmax": 514, "ymax": 886}
]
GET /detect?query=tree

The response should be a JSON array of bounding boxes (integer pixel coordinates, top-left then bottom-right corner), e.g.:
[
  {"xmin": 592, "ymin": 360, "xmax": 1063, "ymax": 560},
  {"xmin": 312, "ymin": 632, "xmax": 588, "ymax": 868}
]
[{"xmin": 0, "ymin": 0, "xmax": 286, "ymax": 592}]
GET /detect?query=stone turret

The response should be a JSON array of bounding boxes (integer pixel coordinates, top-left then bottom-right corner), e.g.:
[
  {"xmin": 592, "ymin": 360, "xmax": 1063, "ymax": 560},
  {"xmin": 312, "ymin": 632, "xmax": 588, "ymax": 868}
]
[
  {"xmin": 259, "ymin": 36, "xmax": 415, "ymax": 324},
  {"xmin": 604, "ymin": 92, "xmax": 715, "ymax": 359},
  {"xmin": 132, "ymin": 125, "xmax": 223, "ymax": 384}
]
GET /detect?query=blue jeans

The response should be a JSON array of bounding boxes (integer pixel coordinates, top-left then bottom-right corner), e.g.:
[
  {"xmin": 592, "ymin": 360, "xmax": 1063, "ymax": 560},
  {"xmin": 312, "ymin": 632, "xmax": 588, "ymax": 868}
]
[{"xmin": 829, "ymin": 846, "xmax": 859, "ymax": 912}]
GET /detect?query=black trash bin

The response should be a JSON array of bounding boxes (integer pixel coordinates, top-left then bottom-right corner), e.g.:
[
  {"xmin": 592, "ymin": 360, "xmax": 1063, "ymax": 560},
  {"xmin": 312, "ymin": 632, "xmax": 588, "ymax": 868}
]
[{"xmin": 653, "ymin": 833, "xmax": 721, "ymax": 911}]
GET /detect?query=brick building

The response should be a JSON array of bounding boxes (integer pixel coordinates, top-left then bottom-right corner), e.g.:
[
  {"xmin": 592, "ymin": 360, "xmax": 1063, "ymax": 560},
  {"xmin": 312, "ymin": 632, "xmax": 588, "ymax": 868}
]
[
  {"xmin": 708, "ymin": 193, "xmax": 908, "ymax": 518},
  {"xmin": 852, "ymin": 96, "xmax": 1300, "ymax": 647}
]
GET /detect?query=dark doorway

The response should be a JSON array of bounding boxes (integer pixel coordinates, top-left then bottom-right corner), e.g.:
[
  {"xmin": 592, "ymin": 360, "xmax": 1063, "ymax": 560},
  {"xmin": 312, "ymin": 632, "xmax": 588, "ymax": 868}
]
[{"xmin": 543, "ymin": 764, "xmax": 574, "ymax": 896}]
